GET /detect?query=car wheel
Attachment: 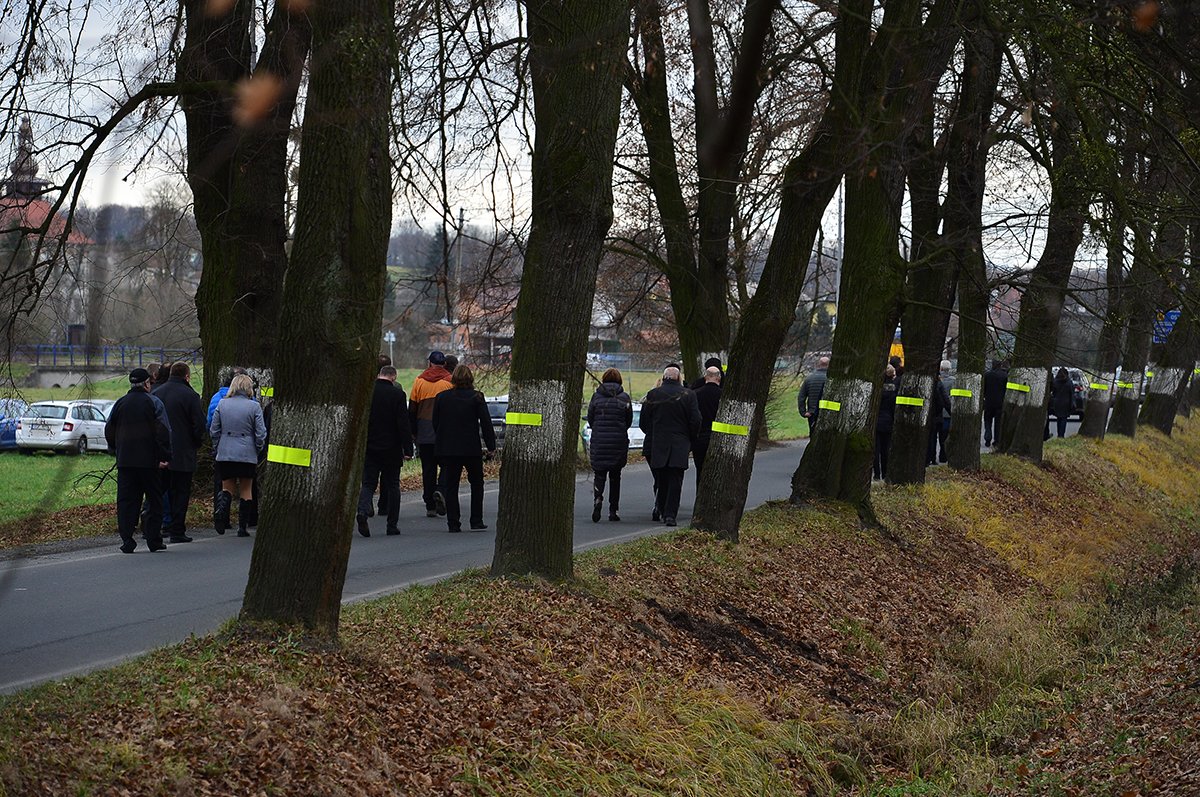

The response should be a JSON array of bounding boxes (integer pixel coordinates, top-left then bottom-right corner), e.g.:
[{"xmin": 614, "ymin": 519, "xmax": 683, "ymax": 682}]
[
  {"xmin": 74, "ymin": 436, "xmax": 87, "ymax": 455},
  {"xmin": 19, "ymin": 448, "xmax": 32, "ymax": 456}
]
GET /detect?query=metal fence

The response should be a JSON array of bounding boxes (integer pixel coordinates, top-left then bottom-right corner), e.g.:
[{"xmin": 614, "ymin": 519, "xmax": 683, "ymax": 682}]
[{"xmin": 8, "ymin": 345, "xmax": 202, "ymax": 368}]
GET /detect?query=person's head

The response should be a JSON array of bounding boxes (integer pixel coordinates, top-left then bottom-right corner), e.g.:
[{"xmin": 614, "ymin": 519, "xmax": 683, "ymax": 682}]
[
  {"xmin": 220, "ymin": 365, "xmax": 247, "ymax": 388},
  {"xmin": 377, "ymin": 353, "xmax": 392, "ymax": 369},
  {"xmin": 450, "ymin": 364, "xmax": 474, "ymax": 389},
  {"xmin": 889, "ymin": 355, "xmax": 902, "ymax": 370},
  {"xmin": 428, "ymin": 350, "xmax": 446, "ymax": 367},
  {"xmin": 1056, "ymin": 367, "xmax": 1069, "ymax": 380},
  {"xmin": 885, "ymin": 364, "xmax": 896, "ymax": 379},
  {"xmin": 662, "ymin": 366, "xmax": 681, "ymax": 383},
  {"xmin": 940, "ymin": 360, "xmax": 951, "ymax": 374},
  {"xmin": 145, "ymin": 363, "xmax": 161, "ymax": 385},
  {"xmin": 704, "ymin": 366, "xmax": 721, "ymax": 383},
  {"xmin": 169, "ymin": 361, "xmax": 190, "ymax": 381},
  {"xmin": 704, "ymin": 357, "xmax": 722, "ymax": 371},
  {"xmin": 818, "ymin": 356, "xmax": 830, "ymax": 370},
  {"xmin": 229, "ymin": 374, "xmax": 255, "ymax": 399},
  {"xmin": 444, "ymin": 354, "xmax": 459, "ymax": 371},
  {"xmin": 378, "ymin": 365, "xmax": 397, "ymax": 382},
  {"xmin": 992, "ymin": 359, "xmax": 1003, "ymax": 370},
  {"xmin": 129, "ymin": 367, "xmax": 152, "ymax": 391},
  {"xmin": 601, "ymin": 367, "xmax": 623, "ymax": 385}
]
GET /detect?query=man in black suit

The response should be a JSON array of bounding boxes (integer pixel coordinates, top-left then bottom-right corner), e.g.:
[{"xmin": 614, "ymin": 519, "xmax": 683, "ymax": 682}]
[
  {"xmin": 105, "ymin": 368, "xmax": 172, "ymax": 553},
  {"xmin": 639, "ymin": 366, "xmax": 702, "ymax": 526},
  {"xmin": 356, "ymin": 366, "xmax": 415, "ymax": 536},
  {"xmin": 691, "ymin": 366, "xmax": 722, "ymax": 485},
  {"xmin": 982, "ymin": 360, "xmax": 1009, "ymax": 448},
  {"xmin": 152, "ymin": 362, "xmax": 207, "ymax": 543}
]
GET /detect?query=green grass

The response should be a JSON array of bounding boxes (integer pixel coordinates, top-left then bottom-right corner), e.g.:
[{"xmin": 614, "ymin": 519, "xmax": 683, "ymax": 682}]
[{"xmin": 0, "ymin": 450, "xmax": 117, "ymax": 524}]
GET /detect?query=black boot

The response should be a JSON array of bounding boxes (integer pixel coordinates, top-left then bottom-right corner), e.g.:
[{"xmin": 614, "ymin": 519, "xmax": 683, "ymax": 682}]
[
  {"xmin": 214, "ymin": 490, "xmax": 232, "ymax": 535},
  {"xmin": 237, "ymin": 500, "xmax": 251, "ymax": 537}
]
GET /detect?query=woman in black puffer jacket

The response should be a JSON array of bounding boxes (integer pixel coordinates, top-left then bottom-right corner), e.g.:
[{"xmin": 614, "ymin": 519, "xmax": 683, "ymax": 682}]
[{"xmin": 587, "ymin": 368, "xmax": 633, "ymax": 522}]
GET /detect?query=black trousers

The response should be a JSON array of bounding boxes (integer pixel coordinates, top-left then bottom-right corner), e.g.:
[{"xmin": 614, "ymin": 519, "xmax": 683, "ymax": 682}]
[
  {"xmin": 927, "ymin": 418, "xmax": 949, "ymax": 464},
  {"xmin": 692, "ymin": 437, "xmax": 710, "ymax": 486},
  {"xmin": 439, "ymin": 455, "xmax": 484, "ymax": 530},
  {"xmin": 593, "ymin": 468, "xmax": 622, "ymax": 513},
  {"xmin": 358, "ymin": 452, "xmax": 401, "ymax": 529},
  {"xmin": 654, "ymin": 466, "xmax": 685, "ymax": 521},
  {"xmin": 1054, "ymin": 413, "xmax": 1069, "ymax": 438},
  {"xmin": 162, "ymin": 470, "xmax": 194, "ymax": 536},
  {"xmin": 418, "ymin": 443, "xmax": 440, "ymax": 510},
  {"xmin": 118, "ymin": 467, "xmax": 163, "ymax": 546},
  {"xmin": 874, "ymin": 428, "xmax": 891, "ymax": 479},
  {"xmin": 982, "ymin": 407, "xmax": 1002, "ymax": 446}
]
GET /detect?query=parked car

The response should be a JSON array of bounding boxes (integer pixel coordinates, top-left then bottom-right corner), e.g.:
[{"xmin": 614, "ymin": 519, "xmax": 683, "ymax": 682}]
[
  {"xmin": 484, "ymin": 395, "xmax": 508, "ymax": 450},
  {"xmin": 581, "ymin": 401, "xmax": 646, "ymax": 456},
  {"xmin": 15, "ymin": 400, "xmax": 110, "ymax": 455},
  {"xmin": 0, "ymin": 398, "xmax": 28, "ymax": 451},
  {"xmin": 1052, "ymin": 366, "xmax": 1088, "ymax": 418}
]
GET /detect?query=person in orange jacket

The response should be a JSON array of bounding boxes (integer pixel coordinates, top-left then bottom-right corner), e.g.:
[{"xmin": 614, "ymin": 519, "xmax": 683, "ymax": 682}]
[{"xmin": 409, "ymin": 351, "xmax": 454, "ymax": 516}]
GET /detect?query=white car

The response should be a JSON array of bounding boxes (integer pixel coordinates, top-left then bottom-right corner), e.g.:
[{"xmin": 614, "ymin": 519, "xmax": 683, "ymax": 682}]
[
  {"xmin": 16, "ymin": 400, "xmax": 110, "ymax": 455},
  {"xmin": 581, "ymin": 401, "xmax": 646, "ymax": 455}
]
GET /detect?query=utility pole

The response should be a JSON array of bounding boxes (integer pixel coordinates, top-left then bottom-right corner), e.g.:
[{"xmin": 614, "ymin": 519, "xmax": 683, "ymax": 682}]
[{"xmin": 451, "ymin": 207, "xmax": 465, "ymax": 352}]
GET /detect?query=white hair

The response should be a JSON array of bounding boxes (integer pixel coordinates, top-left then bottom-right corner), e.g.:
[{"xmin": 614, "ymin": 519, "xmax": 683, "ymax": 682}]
[{"xmin": 662, "ymin": 366, "xmax": 681, "ymax": 382}]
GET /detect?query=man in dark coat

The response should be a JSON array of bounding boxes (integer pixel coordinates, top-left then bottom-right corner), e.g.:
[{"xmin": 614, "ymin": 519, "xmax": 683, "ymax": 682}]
[
  {"xmin": 152, "ymin": 362, "xmax": 206, "ymax": 543},
  {"xmin": 639, "ymin": 366, "xmax": 701, "ymax": 526},
  {"xmin": 982, "ymin": 360, "xmax": 1009, "ymax": 447},
  {"xmin": 691, "ymin": 366, "xmax": 722, "ymax": 484},
  {"xmin": 689, "ymin": 357, "xmax": 724, "ymax": 390},
  {"xmin": 105, "ymin": 368, "xmax": 172, "ymax": 553},
  {"xmin": 432, "ymin": 366, "xmax": 497, "ymax": 533},
  {"xmin": 357, "ymin": 366, "xmax": 415, "ymax": 537},
  {"xmin": 927, "ymin": 362, "xmax": 953, "ymax": 465},
  {"xmin": 798, "ymin": 356, "xmax": 829, "ymax": 431}
]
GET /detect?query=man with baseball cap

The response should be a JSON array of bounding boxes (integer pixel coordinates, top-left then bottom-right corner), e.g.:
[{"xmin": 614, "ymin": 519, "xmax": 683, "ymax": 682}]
[{"xmin": 105, "ymin": 368, "xmax": 173, "ymax": 553}]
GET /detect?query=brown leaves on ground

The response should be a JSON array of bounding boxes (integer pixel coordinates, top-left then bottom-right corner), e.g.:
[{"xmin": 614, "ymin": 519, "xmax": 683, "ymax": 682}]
[{"xmin": 1, "ymin": 425, "xmax": 1199, "ymax": 795}]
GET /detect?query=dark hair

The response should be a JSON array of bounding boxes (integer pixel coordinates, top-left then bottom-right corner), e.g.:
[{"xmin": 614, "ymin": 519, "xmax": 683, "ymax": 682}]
[
  {"xmin": 450, "ymin": 364, "xmax": 474, "ymax": 389},
  {"xmin": 377, "ymin": 353, "xmax": 392, "ymax": 368},
  {"xmin": 146, "ymin": 363, "xmax": 161, "ymax": 384},
  {"xmin": 889, "ymin": 356, "xmax": 902, "ymax": 368},
  {"xmin": 704, "ymin": 357, "xmax": 722, "ymax": 370},
  {"xmin": 444, "ymin": 355, "xmax": 459, "ymax": 371},
  {"xmin": 379, "ymin": 365, "xmax": 398, "ymax": 378},
  {"xmin": 169, "ymin": 361, "xmax": 190, "ymax": 379},
  {"xmin": 601, "ymin": 367, "xmax": 623, "ymax": 385},
  {"xmin": 1057, "ymin": 367, "xmax": 1069, "ymax": 380}
]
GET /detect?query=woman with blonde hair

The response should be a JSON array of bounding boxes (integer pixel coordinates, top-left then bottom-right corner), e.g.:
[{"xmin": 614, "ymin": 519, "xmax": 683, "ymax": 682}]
[{"xmin": 210, "ymin": 374, "xmax": 267, "ymax": 536}]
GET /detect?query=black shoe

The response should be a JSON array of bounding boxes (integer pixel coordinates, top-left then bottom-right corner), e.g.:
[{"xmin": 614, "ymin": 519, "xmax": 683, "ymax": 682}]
[
  {"xmin": 426, "ymin": 509, "xmax": 438, "ymax": 518},
  {"xmin": 664, "ymin": 517, "xmax": 676, "ymax": 526},
  {"xmin": 469, "ymin": 522, "xmax": 488, "ymax": 531},
  {"xmin": 386, "ymin": 527, "xmax": 400, "ymax": 536},
  {"xmin": 609, "ymin": 513, "xmax": 621, "ymax": 522},
  {"xmin": 592, "ymin": 499, "xmax": 602, "ymax": 523},
  {"xmin": 448, "ymin": 525, "xmax": 462, "ymax": 533},
  {"xmin": 652, "ymin": 507, "xmax": 660, "ymax": 522},
  {"xmin": 237, "ymin": 529, "xmax": 250, "ymax": 537},
  {"xmin": 214, "ymin": 490, "xmax": 232, "ymax": 535},
  {"xmin": 433, "ymin": 491, "xmax": 447, "ymax": 517},
  {"xmin": 147, "ymin": 540, "xmax": 167, "ymax": 552},
  {"xmin": 119, "ymin": 540, "xmax": 136, "ymax": 554},
  {"xmin": 167, "ymin": 534, "xmax": 193, "ymax": 543},
  {"xmin": 356, "ymin": 514, "xmax": 370, "ymax": 537}
]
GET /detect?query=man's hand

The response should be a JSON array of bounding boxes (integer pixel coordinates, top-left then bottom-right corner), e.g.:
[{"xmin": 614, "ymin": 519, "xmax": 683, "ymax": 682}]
[
  {"xmin": 483, "ymin": 450, "xmax": 494, "ymax": 462},
  {"xmin": 158, "ymin": 461, "xmax": 169, "ymax": 469}
]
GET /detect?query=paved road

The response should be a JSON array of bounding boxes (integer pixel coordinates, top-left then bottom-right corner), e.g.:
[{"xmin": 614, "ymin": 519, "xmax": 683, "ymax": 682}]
[{"xmin": 0, "ymin": 443, "xmax": 807, "ymax": 694}]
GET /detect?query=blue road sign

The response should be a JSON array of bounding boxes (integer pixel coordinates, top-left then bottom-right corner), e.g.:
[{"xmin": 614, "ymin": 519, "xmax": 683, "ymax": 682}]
[{"xmin": 1153, "ymin": 309, "xmax": 1181, "ymax": 344}]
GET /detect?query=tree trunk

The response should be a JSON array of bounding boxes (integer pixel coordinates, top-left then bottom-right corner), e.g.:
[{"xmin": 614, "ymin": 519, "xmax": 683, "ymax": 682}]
[
  {"xmin": 945, "ymin": 11, "xmax": 1001, "ymax": 471},
  {"xmin": 1138, "ymin": 306, "xmax": 1200, "ymax": 434},
  {"xmin": 996, "ymin": 117, "xmax": 1088, "ymax": 462},
  {"xmin": 491, "ymin": 0, "xmax": 627, "ymax": 580},
  {"xmin": 1107, "ymin": 233, "xmax": 1161, "ymax": 437},
  {"xmin": 1079, "ymin": 205, "xmax": 1128, "ymax": 438},
  {"xmin": 179, "ymin": 1, "xmax": 311, "ymax": 399},
  {"xmin": 691, "ymin": 125, "xmax": 843, "ymax": 540},
  {"xmin": 240, "ymin": 0, "xmax": 393, "ymax": 638}
]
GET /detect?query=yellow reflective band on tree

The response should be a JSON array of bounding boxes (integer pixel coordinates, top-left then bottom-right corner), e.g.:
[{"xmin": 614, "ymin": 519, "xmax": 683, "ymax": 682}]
[
  {"xmin": 896, "ymin": 396, "xmax": 924, "ymax": 407},
  {"xmin": 1194, "ymin": 368, "xmax": 1200, "ymax": 375},
  {"xmin": 818, "ymin": 399, "xmax": 841, "ymax": 411},
  {"xmin": 950, "ymin": 389, "xmax": 973, "ymax": 398},
  {"xmin": 267, "ymin": 444, "xmax": 311, "ymax": 468},
  {"xmin": 260, "ymin": 387, "xmax": 274, "ymax": 398},
  {"xmin": 1006, "ymin": 382, "xmax": 1030, "ymax": 393},
  {"xmin": 1089, "ymin": 383, "xmax": 1109, "ymax": 391},
  {"xmin": 1117, "ymin": 381, "xmax": 1135, "ymax": 389},
  {"xmin": 1146, "ymin": 371, "xmax": 1154, "ymax": 378},
  {"xmin": 711, "ymin": 422, "xmax": 749, "ymax": 436},
  {"xmin": 505, "ymin": 412, "xmax": 543, "ymax": 426}
]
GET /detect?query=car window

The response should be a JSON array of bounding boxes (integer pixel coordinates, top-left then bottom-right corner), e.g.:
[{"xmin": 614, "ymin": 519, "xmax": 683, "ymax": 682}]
[
  {"xmin": 80, "ymin": 406, "xmax": 101, "ymax": 421},
  {"xmin": 30, "ymin": 405, "xmax": 68, "ymax": 420},
  {"xmin": 487, "ymin": 402, "xmax": 508, "ymax": 419}
]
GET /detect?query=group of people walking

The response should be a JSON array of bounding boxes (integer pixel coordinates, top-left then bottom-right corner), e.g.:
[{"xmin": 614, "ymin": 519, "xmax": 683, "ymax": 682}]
[{"xmin": 586, "ymin": 360, "xmax": 723, "ymax": 527}]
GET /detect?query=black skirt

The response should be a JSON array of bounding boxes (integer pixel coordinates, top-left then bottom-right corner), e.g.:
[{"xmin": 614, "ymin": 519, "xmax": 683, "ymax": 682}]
[{"xmin": 218, "ymin": 460, "xmax": 257, "ymax": 480}]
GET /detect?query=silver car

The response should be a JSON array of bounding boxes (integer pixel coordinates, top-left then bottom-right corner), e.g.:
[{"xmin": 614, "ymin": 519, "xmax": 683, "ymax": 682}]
[{"xmin": 16, "ymin": 400, "xmax": 110, "ymax": 455}]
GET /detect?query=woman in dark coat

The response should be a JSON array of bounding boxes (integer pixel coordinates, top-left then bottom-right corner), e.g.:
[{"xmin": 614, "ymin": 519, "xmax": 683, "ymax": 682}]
[
  {"xmin": 587, "ymin": 368, "xmax": 633, "ymax": 522},
  {"xmin": 875, "ymin": 364, "xmax": 898, "ymax": 480},
  {"xmin": 432, "ymin": 365, "xmax": 496, "ymax": 533},
  {"xmin": 1049, "ymin": 367, "xmax": 1074, "ymax": 438}
]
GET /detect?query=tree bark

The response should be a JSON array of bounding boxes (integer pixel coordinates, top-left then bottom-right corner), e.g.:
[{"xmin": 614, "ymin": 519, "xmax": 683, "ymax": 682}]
[
  {"xmin": 1078, "ymin": 204, "xmax": 1127, "ymax": 438},
  {"xmin": 179, "ymin": 1, "xmax": 311, "ymax": 398},
  {"xmin": 1107, "ymin": 229, "xmax": 1162, "ymax": 437},
  {"xmin": 996, "ymin": 115, "xmax": 1088, "ymax": 462},
  {"xmin": 491, "ymin": 0, "xmax": 627, "ymax": 579},
  {"xmin": 945, "ymin": 9, "xmax": 1002, "ymax": 471},
  {"xmin": 240, "ymin": 0, "xmax": 393, "ymax": 637}
]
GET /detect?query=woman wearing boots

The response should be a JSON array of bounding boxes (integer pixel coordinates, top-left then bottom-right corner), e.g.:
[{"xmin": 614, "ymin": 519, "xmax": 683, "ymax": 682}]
[
  {"xmin": 210, "ymin": 374, "xmax": 267, "ymax": 536},
  {"xmin": 586, "ymin": 368, "xmax": 633, "ymax": 522}
]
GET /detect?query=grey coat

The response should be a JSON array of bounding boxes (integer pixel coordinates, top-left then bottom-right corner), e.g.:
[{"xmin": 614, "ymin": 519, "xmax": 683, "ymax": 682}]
[{"xmin": 210, "ymin": 394, "xmax": 267, "ymax": 464}]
